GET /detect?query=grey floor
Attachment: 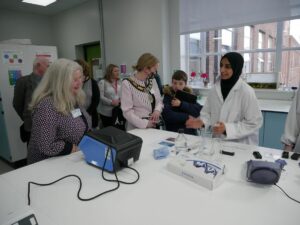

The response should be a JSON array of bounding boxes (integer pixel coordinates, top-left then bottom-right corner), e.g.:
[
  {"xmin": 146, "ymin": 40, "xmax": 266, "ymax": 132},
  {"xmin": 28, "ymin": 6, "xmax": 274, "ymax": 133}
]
[{"xmin": 0, "ymin": 158, "xmax": 14, "ymax": 175}]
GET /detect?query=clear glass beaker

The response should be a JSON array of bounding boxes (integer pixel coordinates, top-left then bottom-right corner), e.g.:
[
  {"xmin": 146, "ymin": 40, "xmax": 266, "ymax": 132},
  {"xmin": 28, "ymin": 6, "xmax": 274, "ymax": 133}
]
[
  {"xmin": 175, "ymin": 129, "xmax": 188, "ymax": 154},
  {"xmin": 198, "ymin": 127, "xmax": 214, "ymax": 156}
]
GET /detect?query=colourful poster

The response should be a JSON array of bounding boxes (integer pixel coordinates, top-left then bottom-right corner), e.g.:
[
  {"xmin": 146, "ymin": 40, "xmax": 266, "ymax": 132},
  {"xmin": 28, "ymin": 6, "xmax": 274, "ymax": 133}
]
[
  {"xmin": 8, "ymin": 70, "xmax": 22, "ymax": 86},
  {"xmin": 2, "ymin": 50, "xmax": 24, "ymax": 64}
]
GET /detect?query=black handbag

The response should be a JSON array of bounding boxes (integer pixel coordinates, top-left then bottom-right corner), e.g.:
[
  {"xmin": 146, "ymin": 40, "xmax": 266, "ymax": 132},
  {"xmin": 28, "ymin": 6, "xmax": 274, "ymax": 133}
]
[
  {"xmin": 111, "ymin": 105, "xmax": 126, "ymax": 130},
  {"xmin": 20, "ymin": 123, "xmax": 30, "ymax": 143}
]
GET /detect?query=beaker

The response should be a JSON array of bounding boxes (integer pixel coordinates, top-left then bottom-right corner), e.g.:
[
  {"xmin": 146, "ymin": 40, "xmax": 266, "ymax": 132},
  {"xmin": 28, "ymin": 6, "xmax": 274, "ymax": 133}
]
[{"xmin": 198, "ymin": 127, "xmax": 214, "ymax": 156}]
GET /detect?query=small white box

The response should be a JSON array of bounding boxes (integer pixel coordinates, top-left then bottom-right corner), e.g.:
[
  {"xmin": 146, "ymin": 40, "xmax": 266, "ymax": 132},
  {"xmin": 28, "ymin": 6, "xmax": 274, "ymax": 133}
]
[{"xmin": 166, "ymin": 153, "xmax": 225, "ymax": 190}]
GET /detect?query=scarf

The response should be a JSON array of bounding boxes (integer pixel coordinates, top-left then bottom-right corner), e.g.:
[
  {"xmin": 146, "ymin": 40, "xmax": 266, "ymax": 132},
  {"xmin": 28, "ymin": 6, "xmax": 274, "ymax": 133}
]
[{"xmin": 220, "ymin": 52, "xmax": 244, "ymax": 100}]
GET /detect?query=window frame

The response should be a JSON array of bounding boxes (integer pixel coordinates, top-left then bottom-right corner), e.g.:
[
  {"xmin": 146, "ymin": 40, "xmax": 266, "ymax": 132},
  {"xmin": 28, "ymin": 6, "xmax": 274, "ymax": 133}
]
[{"xmin": 181, "ymin": 19, "xmax": 300, "ymax": 89}]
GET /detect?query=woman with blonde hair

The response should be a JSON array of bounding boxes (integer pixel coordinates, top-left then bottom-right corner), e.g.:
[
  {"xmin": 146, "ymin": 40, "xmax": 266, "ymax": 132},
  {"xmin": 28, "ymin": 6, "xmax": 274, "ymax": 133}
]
[
  {"xmin": 121, "ymin": 53, "xmax": 163, "ymax": 130},
  {"xmin": 27, "ymin": 58, "xmax": 91, "ymax": 164},
  {"xmin": 75, "ymin": 59, "xmax": 100, "ymax": 129},
  {"xmin": 98, "ymin": 64, "xmax": 121, "ymax": 127}
]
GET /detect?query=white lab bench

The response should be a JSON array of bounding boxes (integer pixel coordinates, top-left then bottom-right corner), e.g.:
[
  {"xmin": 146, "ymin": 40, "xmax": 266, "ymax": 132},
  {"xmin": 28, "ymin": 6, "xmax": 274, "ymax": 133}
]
[{"xmin": 0, "ymin": 129, "xmax": 299, "ymax": 225}]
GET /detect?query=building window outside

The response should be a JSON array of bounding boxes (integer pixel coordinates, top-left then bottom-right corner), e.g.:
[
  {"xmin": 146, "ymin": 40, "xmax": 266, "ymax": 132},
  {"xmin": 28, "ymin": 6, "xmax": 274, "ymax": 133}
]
[
  {"xmin": 280, "ymin": 20, "xmax": 300, "ymax": 88},
  {"xmin": 181, "ymin": 19, "xmax": 300, "ymax": 89},
  {"xmin": 244, "ymin": 26, "xmax": 252, "ymax": 50},
  {"xmin": 267, "ymin": 36, "xmax": 274, "ymax": 72}
]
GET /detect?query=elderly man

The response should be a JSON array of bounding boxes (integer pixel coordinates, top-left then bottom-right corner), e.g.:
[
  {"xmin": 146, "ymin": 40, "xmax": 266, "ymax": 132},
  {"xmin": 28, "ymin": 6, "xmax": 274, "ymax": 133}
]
[{"xmin": 13, "ymin": 56, "xmax": 49, "ymax": 144}]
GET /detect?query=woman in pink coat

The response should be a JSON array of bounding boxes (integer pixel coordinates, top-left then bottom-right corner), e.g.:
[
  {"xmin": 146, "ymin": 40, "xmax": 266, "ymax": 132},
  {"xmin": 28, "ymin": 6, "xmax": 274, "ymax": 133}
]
[{"xmin": 121, "ymin": 53, "xmax": 163, "ymax": 130}]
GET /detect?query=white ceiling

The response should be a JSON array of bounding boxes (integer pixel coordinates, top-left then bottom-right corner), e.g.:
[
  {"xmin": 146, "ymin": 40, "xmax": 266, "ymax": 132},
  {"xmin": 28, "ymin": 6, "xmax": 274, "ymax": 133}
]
[{"xmin": 0, "ymin": 0, "xmax": 91, "ymax": 16}]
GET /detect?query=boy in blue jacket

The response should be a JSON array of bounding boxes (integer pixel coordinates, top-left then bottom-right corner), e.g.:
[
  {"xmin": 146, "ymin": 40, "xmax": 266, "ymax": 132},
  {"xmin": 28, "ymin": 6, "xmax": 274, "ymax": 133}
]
[{"xmin": 162, "ymin": 70, "xmax": 202, "ymax": 135}]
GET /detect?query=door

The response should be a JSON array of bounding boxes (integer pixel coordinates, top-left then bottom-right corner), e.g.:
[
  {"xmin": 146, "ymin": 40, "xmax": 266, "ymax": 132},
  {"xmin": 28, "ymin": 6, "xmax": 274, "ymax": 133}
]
[
  {"xmin": 262, "ymin": 111, "xmax": 287, "ymax": 150},
  {"xmin": 84, "ymin": 43, "xmax": 101, "ymax": 79}
]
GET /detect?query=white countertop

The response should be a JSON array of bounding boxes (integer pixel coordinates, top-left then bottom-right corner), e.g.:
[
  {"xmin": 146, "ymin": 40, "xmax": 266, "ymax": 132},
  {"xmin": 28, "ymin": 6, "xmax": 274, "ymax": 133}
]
[
  {"xmin": 258, "ymin": 99, "xmax": 291, "ymax": 112},
  {"xmin": 1, "ymin": 129, "xmax": 299, "ymax": 225},
  {"xmin": 198, "ymin": 97, "xmax": 292, "ymax": 113}
]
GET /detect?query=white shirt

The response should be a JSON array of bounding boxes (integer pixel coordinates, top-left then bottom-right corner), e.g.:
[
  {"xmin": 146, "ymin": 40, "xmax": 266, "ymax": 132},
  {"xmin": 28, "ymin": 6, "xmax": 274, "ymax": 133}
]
[
  {"xmin": 281, "ymin": 89, "xmax": 300, "ymax": 152},
  {"xmin": 98, "ymin": 79, "xmax": 121, "ymax": 117},
  {"xmin": 200, "ymin": 79, "xmax": 263, "ymax": 145}
]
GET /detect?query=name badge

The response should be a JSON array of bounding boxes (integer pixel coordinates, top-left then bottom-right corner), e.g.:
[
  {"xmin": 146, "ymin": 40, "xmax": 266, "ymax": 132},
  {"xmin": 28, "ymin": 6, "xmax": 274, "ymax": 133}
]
[{"xmin": 71, "ymin": 108, "xmax": 82, "ymax": 118}]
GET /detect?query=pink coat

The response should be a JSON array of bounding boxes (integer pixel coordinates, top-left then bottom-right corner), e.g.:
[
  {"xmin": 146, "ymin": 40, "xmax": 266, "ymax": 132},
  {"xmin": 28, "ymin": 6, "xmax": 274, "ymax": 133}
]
[{"xmin": 121, "ymin": 75, "xmax": 163, "ymax": 130}]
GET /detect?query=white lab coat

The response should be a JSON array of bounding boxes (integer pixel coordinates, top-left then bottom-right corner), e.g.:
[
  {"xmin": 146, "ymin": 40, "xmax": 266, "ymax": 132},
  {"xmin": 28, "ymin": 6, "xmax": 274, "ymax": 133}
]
[
  {"xmin": 200, "ymin": 79, "xmax": 263, "ymax": 145},
  {"xmin": 281, "ymin": 89, "xmax": 300, "ymax": 152}
]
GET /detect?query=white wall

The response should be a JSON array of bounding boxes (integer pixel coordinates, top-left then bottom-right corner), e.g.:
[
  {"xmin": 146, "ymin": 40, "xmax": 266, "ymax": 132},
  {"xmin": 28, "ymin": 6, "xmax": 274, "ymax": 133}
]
[
  {"xmin": 0, "ymin": 9, "xmax": 54, "ymax": 45},
  {"xmin": 168, "ymin": 0, "xmax": 181, "ymax": 83},
  {"xmin": 0, "ymin": 0, "xmax": 180, "ymax": 85},
  {"xmin": 102, "ymin": 0, "xmax": 171, "ymax": 84},
  {"xmin": 51, "ymin": 0, "xmax": 101, "ymax": 59},
  {"xmin": 0, "ymin": 0, "xmax": 101, "ymax": 59}
]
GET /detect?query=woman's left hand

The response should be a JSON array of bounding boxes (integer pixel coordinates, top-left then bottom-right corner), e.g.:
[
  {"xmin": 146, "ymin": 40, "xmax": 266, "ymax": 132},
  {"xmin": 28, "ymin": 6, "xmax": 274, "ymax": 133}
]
[
  {"xmin": 112, "ymin": 99, "xmax": 120, "ymax": 106},
  {"xmin": 284, "ymin": 144, "xmax": 294, "ymax": 151},
  {"xmin": 150, "ymin": 110, "xmax": 161, "ymax": 123},
  {"xmin": 213, "ymin": 122, "xmax": 226, "ymax": 135},
  {"xmin": 71, "ymin": 144, "xmax": 79, "ymax": 153}
]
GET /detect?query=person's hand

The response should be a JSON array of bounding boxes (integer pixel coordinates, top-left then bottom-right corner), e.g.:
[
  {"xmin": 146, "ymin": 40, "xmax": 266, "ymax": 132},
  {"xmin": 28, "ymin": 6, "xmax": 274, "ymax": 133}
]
[
  {"xmin": 188, "ymin": 115, "xmax": 195, "ymax": 120},
  {"xmin": 150, "ymin": 110, "xmax": 161, "ymax": 123},
  {"xmin": 171, "ymin": 98, "xmax": 181, "ymax": 107},
  {"xmin": 185, "ymin": 117, "xmax": 204, "ymax": 129},
  {"xmin": 284, "ymin": 144, "xmax": 294, "ymax": 151},
  {"xmin": 146, "ymin": 120, "xmax": 156, "ymax": 128},
  {"xmin": 213, "ymin": 122, "xmax": 226, "ymax": 135},
  {"xmin": 112, "ymin": 99, "xmax": 120, "ymax": 106},
  {"xmin": 71, "ymin": 144, "xmax": 79, "ymax": 153}
]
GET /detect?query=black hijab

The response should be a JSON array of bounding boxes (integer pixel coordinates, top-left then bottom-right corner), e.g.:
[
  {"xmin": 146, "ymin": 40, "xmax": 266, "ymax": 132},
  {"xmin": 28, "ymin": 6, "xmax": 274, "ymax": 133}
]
[{"xmin": 220, "ymin": 52, "xmax": 244, "ymax": 100}]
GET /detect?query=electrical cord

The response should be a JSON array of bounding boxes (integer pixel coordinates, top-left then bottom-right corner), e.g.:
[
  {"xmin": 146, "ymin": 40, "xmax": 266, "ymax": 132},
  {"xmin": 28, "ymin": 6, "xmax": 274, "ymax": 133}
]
[
  {"xmin": 102, "ymin": 164, "xmax": 140, "ymax": 185},
  {"xmin": 274, "ymin": 183, "xmax": 300, "ymax": 204},
  {"xmin": 27, "ymin": 174, "xmax": 120, "ymax": 205},
  {"xmin": 28, "ymin": 147, "xmax": 139, "ymax": 205},
  {"xmin": 101, "ymin": 146, "xmax": 140, "ymax": 185}
]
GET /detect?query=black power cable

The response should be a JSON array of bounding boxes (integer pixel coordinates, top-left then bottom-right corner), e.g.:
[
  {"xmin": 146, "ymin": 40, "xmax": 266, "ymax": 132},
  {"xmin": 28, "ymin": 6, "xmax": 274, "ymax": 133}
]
[
  {"xmin": 274, "ymin": 183, "xmax": 300, "ymax": 204},
  {"xmin": 28, "ymin": 147, "xmax": 139, "ymax": 205}
]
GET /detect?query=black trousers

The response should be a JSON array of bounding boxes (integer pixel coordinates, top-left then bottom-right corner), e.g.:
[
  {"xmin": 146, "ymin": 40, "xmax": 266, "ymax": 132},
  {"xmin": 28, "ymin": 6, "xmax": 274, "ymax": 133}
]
[{"xmin": 99, "ymin": 114, "xmax": 114, "ymax": 128}]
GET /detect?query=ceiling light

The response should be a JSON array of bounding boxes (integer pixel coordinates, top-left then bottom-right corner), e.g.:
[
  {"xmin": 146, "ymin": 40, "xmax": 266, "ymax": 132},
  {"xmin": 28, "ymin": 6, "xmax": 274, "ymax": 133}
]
[{"xmin": 22, "ymin": 0, "xmax": 57, "ymax": 7}]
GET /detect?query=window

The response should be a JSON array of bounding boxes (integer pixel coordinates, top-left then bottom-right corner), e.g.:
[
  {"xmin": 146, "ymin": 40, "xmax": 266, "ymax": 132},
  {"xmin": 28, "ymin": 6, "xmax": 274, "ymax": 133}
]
[
  {"xmin": 222, "ymin": 29, "xmax": 233, "ymax": 52},
  {"xmin": 282, "ymin": 20, "xmax": 300, "ymax": 48},
  {"xmin": 244, "ymin": 26, "xmax": 252, "ymax": 50},
  {"xmin": 258, "ymin": 31, "xmax": 264, "ymax": 49},
  {"xmin": 280, "ymin": 20, "xmax": 300, "ymax": 88},
  {"xmin": 267, "ymin": 36, "xmax": 274, "ymax": 72},
  {"xmin": 180, "ymin": 19, "xmax": 300, "ymax": 89},
  {"xmin": 281, "ymin": 50, "xmax": 300, "ymax": 87}
]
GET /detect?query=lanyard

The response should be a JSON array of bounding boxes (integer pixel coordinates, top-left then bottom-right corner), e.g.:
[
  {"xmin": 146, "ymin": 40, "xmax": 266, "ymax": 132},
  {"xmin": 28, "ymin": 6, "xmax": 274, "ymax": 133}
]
[{"xmin": 113, "ymin": 79, "xmax": 118, "ymax": 95}]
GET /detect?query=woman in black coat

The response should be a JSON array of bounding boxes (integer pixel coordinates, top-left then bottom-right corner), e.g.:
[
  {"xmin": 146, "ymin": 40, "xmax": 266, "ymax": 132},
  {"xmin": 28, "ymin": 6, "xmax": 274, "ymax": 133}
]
[{"xmin": 75, "ymin": 59, "xmax": 100, "ymax": 128}]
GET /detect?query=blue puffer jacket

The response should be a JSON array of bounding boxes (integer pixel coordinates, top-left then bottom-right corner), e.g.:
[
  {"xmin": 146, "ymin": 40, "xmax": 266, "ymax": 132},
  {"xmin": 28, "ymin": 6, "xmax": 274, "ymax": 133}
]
[{"xmin": 162, "ymin": 85, "xmax": 202, "ymax": 135}]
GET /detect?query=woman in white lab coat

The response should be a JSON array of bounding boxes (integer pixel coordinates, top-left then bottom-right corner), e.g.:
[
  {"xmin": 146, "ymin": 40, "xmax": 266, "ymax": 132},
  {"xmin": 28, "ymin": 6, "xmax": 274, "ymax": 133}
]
[
  {"xmin": 186, "ymin": 52, "xmax": 263, "ymax": 145},
  {"xmin": 281, "ymin": 89, "xmax": 300, "ymax": 152}
]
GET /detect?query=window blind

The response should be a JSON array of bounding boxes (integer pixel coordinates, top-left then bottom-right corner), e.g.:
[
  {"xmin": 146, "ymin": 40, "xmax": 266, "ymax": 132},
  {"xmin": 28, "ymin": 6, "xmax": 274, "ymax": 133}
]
[{"xmin": 179, "ymin": 0, "xmax": 300, "ymax": 34}]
